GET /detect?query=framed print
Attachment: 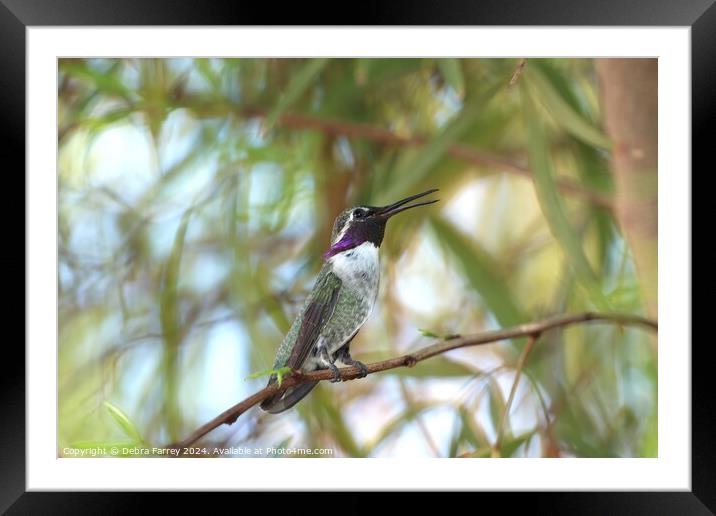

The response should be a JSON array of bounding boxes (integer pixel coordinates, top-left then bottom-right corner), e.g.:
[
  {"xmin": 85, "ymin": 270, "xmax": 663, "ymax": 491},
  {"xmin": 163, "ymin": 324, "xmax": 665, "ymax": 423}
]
[{"xmin": 10, "ymin": 0, "xmax": 708, "ymax": 512}]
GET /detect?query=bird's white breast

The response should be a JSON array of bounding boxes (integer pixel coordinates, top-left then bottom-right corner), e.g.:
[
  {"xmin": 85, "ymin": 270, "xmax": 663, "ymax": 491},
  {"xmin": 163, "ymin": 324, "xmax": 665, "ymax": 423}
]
[
  {"xmin": 301, "ymin": 242, "xmax": 380, "ymax": 364},
  {"xmin": 329, "ymin": 242, "xmax": 380, "ymax": 300}
]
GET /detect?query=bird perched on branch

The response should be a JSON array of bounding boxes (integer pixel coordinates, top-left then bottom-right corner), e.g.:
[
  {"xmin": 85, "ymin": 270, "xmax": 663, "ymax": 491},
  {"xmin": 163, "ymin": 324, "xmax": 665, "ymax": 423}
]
[{"xmin": 260, "ymin": 189, "xmax": 439, "ymax": 413}]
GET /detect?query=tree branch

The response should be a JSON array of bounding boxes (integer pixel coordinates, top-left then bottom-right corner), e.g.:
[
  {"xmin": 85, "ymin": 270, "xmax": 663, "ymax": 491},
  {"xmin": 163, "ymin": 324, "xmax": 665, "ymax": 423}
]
[
  {"xmin": 60, "ymin": 100, "xmax": 613, "ymax": 209},
  {"xmin": 238, "ymin": 107, "xmax": 613, "ymax": 210},
  {"xmin": 167, "ymin": 312, "xmax": 656, "ymax": 450}
]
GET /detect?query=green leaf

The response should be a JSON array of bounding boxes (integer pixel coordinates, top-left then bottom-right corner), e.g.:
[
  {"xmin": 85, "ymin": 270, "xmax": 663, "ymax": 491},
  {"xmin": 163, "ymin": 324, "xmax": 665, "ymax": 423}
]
[
  {"xmin": 438, "ymin": 59, "xmax": 465, "ymax": 98},
  {"xmin": 84, "ymin": 108, "xmax": 139, "ymax": 135},
  {"xmin": 526, "ymin": 64, "xmax": 612, "ymax": 149},
  {"xmin": 368, "ymin": 404, "xmax": 437, "ymax": 452},
  {"xmin": 354, "ymin": 58, "xmax": 371, "ymax": 85},
  {"xmin": 353, "ymin": 58, "xmax": 423, "ymax": 86},
  {"xmin": 448, "ymin": 418, "xmax": 462, "ymax": 458},
  {"xmin": 501, "ymin": 431, "xmax": 534, "ymax": 457},
  {"xmin": 194, "ymin": 58, "xmax": 221, "ymax": 92},
  {"xmin": 418, "ymin": 328, "xmax": 441, "ymax": 339},
  {"xmin": 458, "ymin": 408, "xmax": 488, "ymax": 449},
  {"xmin": 529, "ymin": 63, "xmax": 616, "ymax": 277},
  {"xmin": 460, "ymin": 447, "xmax": 492, "ymax": 458},
  {"xmin": 574, "ymin": 142, "xmax": 616, "ymax": 275},
  {"xmin": 449, "ymin": 408, "xmax": 490, "ymax": 457},
  {"xmin": 605, "ymin": 282, "xmax": 642, "ymax": 311},
  {"xmin": 430, "ymin": 216, "xmax": 525, "ymax": 328},
  {"xmin": 245, "ymin": 366, "xmax": 293, "ymax": 386},
  {"xmin": 159, "ymin": 208, "xmax": 193, "ymax": 442},
  {"xmin": 381, "ymin": 81, "xmax": 502, "ymax": 203},
  {"xmin": 160, "ymin": 208, "xmax": 193, "ymax": 339},
  {"xmin": 254, "ymin": 263, "xmax": 291, "ymax": 334},
  {"xmin": 315, "ymin": 388, "xmax": 364, "ymax": 457},
  {"xmin": 264, "ymin": 58, "xmax": 330, "ymax": 132},
  {"xmin": 103, "ymin": 401, "xmax": 143, "ymax": 443},
  {"xmin": 61, "ymin": 60, "xmax": 134, "ymax": 101},
  {"xmin": 487, "ymin": 376, "xmax": 507, "ymax": 434},
  {"xmin": 520, "ymin": 85, "xmax": 608, "ymax": 309},
  {"xmin": 641, "ymin": 409, "xmax": 658, "ymax": 458}
]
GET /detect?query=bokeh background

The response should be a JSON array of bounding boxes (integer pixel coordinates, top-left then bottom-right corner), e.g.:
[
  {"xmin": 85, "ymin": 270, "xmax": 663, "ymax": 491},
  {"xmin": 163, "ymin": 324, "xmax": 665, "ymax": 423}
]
[{"xmin": 58, "ymin": 58, "xmax": 657, "ymax": 458}]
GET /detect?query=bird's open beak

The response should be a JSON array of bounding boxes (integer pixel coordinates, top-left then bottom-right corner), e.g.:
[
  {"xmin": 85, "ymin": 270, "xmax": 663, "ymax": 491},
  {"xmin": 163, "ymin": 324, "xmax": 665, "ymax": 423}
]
[{"xmin": 376, "ymin": 189, "xmax": 439, "ymax": 219}]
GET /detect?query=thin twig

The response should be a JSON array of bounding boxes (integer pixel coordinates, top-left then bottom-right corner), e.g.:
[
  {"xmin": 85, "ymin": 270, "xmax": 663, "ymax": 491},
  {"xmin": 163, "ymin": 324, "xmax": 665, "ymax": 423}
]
[
  {"xmin": 510, "ymin": 59, "xmax": 528, "ymax": 86},
  {"xmin": 167, "ymin": 312, "xmax": 656, "ymax": 450},
  {"xmin": 494, "ymin": 333, "xmax": 538, "ymax": 456}
]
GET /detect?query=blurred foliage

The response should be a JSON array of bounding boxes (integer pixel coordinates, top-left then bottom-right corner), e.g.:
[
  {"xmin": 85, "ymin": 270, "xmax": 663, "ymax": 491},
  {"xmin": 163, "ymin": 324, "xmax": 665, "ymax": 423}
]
[{"xmin": 58, "ymin": 58, "xmax": 656, "ymax": 458}]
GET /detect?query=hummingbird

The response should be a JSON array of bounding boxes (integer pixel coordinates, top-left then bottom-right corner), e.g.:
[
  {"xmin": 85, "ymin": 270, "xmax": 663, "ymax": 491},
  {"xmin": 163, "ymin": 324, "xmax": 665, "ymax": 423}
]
[{"xmin": 260, "ymin": 188, "xmax": 439, "ymax": 413}]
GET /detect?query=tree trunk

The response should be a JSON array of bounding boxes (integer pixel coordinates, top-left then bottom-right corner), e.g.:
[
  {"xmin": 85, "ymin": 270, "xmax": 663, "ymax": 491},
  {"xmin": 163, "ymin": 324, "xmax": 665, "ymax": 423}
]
[{"xmin": 596, "ymin": 59, "xmax": 658, "ymax": 320}]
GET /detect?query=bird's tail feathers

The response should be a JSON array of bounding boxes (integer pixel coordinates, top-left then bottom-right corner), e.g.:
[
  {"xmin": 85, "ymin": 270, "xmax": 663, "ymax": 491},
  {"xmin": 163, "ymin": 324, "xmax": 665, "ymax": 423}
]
[{"xmin": 259, "ymin": 381, "xmax": 318, "ymax": 414}]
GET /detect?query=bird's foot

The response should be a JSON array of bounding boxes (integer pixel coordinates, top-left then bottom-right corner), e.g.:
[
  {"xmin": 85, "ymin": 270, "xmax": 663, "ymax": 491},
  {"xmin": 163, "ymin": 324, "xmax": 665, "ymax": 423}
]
[
  {"xmin": 319, "ymin": 346, "xmax": 342, "ymax": 382},
  {"xmin": 353, "ymin": 360, "xmax": 369, "ymax": 378},
  {"xmin": 328, "ymin": 363, "xmax": 342, "ymax": 383},
  {"xmin": 336, "ymin": 348, "xmax": 369, "ymax": 378}
]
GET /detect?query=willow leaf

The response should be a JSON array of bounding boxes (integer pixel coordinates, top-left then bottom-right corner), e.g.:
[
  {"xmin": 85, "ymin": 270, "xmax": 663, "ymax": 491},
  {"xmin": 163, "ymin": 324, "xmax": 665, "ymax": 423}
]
[
  {"xmin": 160, "ymin": 208, "xmax": 193, "ymax": 347},
  {"xmin": 438, "ymin": 58, "xmax": 465, "ymax": 97},
  {"xmin": 430, "ymin": 216, "xmax": 525, "ymax": 328},
  {"xmin": 382, "ymin": 82, "xmax": 501, "ymax": 202},
  {"xmin": 521, "ymin": 85, "xmax": 608, "ymax": 309},
  {"xmin": 264, "ymin": 58, "xmax": 330, "ymax": 132},
  {"xmin": 526, "ymin": 64, "xmax": 611, "ymax": 149},
  {"xmin": 103, "ymin": 401, "xmax": 143, "ymax": 443}
]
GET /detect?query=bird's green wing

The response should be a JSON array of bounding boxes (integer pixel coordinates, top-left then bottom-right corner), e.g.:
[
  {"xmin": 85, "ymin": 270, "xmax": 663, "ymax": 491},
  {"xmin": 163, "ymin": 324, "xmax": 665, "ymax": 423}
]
[{"xmin": 286, "ymin": 270, "xmax": 342, "ymax": 370}]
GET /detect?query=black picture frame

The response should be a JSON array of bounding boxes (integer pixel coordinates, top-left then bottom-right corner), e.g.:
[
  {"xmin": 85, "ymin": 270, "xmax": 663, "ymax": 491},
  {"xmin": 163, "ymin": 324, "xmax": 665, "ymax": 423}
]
[{"xmin": 7, "ymin": 0, "xmax": 705, "ymax": 512}]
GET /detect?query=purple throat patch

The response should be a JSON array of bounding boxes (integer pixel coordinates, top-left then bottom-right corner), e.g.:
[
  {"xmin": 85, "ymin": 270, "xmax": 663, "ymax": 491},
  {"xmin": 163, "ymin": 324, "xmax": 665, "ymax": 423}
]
[{"xmin": 323, "ymin": 235, "xmax": 358, "ymax": 259}]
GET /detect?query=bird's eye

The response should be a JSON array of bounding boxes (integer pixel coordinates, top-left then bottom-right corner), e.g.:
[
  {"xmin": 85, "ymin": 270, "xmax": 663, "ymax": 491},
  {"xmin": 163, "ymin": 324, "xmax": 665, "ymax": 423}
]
[{"xmin": 354, "ymin": 208, "xmax": 367, "ymax": 219}]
